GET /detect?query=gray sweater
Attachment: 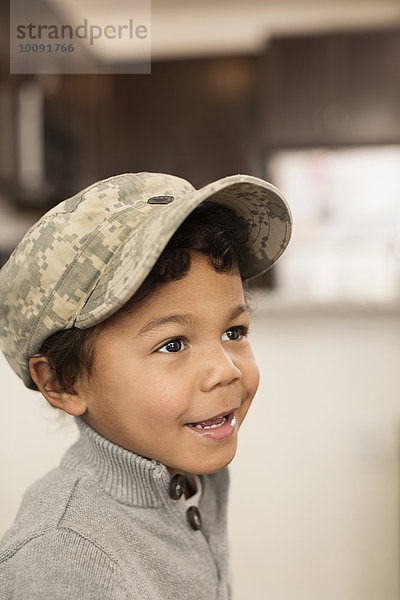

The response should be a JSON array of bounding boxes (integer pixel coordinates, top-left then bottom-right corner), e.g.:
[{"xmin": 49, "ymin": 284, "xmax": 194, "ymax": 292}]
[{"xmin": 0, "ymin": 418, "xmax": 231, "ymax": 599}]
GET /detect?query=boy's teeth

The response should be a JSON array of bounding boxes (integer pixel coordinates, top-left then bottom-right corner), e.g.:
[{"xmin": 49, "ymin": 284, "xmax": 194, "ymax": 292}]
[{"xmin": 192, "ymin": 416, "xmax": 227, "ymax": 429}]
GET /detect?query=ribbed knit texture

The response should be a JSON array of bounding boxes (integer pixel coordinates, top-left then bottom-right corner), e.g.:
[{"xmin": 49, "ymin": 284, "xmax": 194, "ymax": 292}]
[{"xmin": 0, "ymin": 418, "xmax": 231, "ymax": 599}]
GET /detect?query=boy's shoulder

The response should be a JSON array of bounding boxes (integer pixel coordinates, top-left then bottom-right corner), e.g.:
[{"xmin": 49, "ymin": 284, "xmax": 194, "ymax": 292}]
[
  {"xmin": 0, "ymin": 461, "xmax": 127, "ymax": 561},
  {"xmin": 0, "ymin": 467, "xmax": 129, "ymax": 599},
  {"xmin": 0, "ymin": 466, "xmax": 82, "ymax": 560}
]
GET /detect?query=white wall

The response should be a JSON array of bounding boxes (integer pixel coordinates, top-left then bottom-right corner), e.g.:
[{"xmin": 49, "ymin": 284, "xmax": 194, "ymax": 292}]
[
  {"xmin": 1, "ymin": 308, "xmax": 400, "ymax": 599},
  {"xmin": 230, "ymin": 307, "xmax": 400, "ymax": 600}
]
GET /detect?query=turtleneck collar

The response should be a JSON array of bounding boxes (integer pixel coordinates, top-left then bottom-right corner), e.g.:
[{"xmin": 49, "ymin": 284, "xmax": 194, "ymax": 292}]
[{"xmin": 60, "ymin": 417, "xmax": 172, "ymax": 508}]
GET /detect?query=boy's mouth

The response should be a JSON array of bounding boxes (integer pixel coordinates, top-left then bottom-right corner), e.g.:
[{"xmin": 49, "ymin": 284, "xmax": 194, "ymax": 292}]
[
  {"xmin": 188, "ymin": 414, "xmax": 227, "ymax": 430},
  {"xmin": 185, "ymin": 410, "xmax": 237, "ymax": 440}
]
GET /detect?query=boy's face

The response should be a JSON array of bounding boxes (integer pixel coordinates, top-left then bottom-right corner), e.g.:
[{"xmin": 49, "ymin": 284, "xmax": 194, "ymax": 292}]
[{"xmin": 78, "ymin": 251, "xmax": 259, "ymax": 476}]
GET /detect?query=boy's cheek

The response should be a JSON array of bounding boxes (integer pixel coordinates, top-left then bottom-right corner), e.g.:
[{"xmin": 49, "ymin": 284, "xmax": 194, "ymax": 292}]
[
  {"xmin": 244, "ymin": 349, "xmax": 260, "ymax": 398},
  {"xmin": 248, "ymin": 367, "xmax": 260, "ymax": 407},
  {"xmin": 237, "ymin": 360, "xmax": 259, "ymax": 429},
  {"xmin": 252, "ymin": 363, "xmax": 260, "ymax": 396}
]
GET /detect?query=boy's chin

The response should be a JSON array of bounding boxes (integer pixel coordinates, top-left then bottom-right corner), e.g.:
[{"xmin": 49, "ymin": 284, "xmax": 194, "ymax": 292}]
[{"xmin": 179, "ymin": 449, "xmax": 237, "ymax": 476}]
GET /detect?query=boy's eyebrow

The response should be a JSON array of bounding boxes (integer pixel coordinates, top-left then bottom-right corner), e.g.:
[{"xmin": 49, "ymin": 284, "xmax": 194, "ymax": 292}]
[{"xmin": 137, "ymin": 303, "xmax": 249, "ymax": 337}]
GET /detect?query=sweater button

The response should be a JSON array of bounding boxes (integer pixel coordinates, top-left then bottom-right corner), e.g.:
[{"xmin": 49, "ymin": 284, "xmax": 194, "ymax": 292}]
[
  {"xmin": 169, "ymin": 474, "xmax": 185, "ymax": 500},
  {"xmin": 186, "ymin": 506, "xmax": 202, "ymax": 530}
]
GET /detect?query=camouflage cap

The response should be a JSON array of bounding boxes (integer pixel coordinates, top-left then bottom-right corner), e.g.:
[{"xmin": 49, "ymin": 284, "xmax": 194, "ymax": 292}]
[{"xmin": 0, "ymin": 172, "xmax": 292, "ymax": 389}]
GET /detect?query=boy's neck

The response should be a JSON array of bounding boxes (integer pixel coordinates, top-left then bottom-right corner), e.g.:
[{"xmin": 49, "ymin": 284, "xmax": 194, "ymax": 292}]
[{"xmin": 184, "ymin": 474, "xmax": 197, "ymax": 499}]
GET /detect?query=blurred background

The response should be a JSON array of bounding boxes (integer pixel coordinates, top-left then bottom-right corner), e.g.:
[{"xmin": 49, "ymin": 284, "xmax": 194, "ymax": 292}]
[{"xmin": 1, "ymin": 1, "xmax": 400, "ymax": 598}]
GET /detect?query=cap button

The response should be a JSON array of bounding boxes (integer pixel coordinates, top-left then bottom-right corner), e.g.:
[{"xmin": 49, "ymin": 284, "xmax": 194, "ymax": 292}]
[
  {"xmin": 147, "ymin": 195, "xmax": 174, "ymax": 205},
  {"xmin": 168, "ymin": 474, "xmax": 186, "ymax": 500}
]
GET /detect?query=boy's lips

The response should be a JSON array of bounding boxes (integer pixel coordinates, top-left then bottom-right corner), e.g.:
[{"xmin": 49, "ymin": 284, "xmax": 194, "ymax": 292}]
[{"xmin": 184, "ymin": 410, "xmax": 237, "ymax": 440}]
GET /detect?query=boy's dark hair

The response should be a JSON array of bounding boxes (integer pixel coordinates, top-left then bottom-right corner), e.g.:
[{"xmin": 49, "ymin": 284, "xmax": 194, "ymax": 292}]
[{"xmin": 37, "ymin": 201, "xmax": 249, "ymax": 395}]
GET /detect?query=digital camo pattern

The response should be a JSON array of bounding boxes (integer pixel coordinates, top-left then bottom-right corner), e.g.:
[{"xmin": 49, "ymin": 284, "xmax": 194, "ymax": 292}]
[{"xmin": 0, "ymin": 172, "xmax": 292, "ymax": 389}]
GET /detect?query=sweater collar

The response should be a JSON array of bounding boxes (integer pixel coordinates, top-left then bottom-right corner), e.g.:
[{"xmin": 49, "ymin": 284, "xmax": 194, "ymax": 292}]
[{"xmin": 60, "ymin": 417, "xmax": 172, "ymax": 508}]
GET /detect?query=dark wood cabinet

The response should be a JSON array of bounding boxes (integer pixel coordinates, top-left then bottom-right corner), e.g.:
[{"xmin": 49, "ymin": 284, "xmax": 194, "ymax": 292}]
[{"xmin": 260, "ymin": 29, "xmax": 400, "ymax": 148}]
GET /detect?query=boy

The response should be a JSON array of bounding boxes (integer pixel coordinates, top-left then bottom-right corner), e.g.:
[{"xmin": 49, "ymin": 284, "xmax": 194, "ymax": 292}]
[{"xmin": 0, "ymin": 172, "xmax": 292, "ymax": 599}]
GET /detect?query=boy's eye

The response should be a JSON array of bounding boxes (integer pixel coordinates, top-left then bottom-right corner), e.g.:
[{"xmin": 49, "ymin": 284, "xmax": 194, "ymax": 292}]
[
  {"xmin": 157, "ymin": 338, "xmax": 186, "ymax": 353},
  {"xmin": 221, "ymin": 326, "xmax": 248, "ymax": 342}
]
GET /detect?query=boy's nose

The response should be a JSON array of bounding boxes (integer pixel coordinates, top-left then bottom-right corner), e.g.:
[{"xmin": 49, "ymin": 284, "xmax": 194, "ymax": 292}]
[{"xmin": 199, "ymin": 345, "xmax": 242, "ymax": 392}]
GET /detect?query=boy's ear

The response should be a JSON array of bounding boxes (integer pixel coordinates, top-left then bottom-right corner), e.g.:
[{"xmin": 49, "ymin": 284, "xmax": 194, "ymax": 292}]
[{"xmin": 29, "ymin": 355, "xmax": 87, "ymax": 416}]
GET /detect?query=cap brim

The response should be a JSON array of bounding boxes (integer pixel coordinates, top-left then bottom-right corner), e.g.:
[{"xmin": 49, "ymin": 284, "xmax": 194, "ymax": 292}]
[{"xmin": 76, "ymin": 174, "xmax": 292, "ymax": 329}]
